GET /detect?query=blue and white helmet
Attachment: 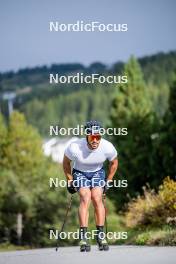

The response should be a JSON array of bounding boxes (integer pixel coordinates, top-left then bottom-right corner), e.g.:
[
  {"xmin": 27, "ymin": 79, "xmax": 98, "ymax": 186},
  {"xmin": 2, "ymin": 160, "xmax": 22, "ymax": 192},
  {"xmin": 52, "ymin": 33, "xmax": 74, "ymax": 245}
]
[{"xmin": 84, "ymin": 120, "xmax": 102, "ymax": 135}]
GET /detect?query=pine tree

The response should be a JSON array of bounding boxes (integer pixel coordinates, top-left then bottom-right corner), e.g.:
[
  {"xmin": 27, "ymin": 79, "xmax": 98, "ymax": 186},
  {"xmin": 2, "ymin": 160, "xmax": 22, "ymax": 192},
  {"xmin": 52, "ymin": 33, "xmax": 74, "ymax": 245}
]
[
  {"xmin": 110, "ymin": 57, "xmax": 158, "ymax": 208},
  {"xmin": 111, "ymin": 56, "xmax": 152, "ymax": 125},
  {"xmin": 158, "ymin": 78, "xmax": 176, "ymax": 179}
]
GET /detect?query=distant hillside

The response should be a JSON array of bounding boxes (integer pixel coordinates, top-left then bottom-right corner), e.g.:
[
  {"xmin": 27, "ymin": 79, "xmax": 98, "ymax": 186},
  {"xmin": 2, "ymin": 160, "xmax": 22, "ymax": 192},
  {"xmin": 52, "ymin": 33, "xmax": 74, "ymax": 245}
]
[
  {"xmin": 0, "ymin": 51, "xmax": 175, "ymax": 135},
  {"xmin": 0, "ymin": 51, "xmax": 175, "ymax": 91}
]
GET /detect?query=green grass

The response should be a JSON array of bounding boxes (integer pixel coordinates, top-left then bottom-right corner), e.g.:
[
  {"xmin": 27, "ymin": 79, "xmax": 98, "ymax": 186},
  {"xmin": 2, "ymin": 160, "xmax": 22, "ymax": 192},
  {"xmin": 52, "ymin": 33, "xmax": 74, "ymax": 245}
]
[
  {"xmin": 123, "ymin": 225, "xmax": 176, "ymax": 246},
  {"xmin": 0, "ymin": 242, "xmax": 31, "ymax": 252},
  {"xmin": 1, "ymin": 225, "xmax": 175, "ymax": 251}
]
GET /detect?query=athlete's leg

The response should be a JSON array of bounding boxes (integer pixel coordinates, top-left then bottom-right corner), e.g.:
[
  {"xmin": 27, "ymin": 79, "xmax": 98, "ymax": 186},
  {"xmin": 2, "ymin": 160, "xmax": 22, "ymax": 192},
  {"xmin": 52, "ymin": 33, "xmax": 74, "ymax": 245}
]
[
  {"xmin": 91, "ymin": 187, "xmax": 109, "ymax": 250},
  {"xmin": 78, "ymin": 187, "xmax": 91, "ymax": 227},
  {"xmin": 91, "ymin": 187, "xmax": 105, "ymax": 226}
]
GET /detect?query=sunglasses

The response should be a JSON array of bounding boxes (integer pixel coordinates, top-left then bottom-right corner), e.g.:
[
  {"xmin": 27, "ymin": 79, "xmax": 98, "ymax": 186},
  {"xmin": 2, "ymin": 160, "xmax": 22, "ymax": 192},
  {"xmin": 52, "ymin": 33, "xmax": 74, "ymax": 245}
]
[{"xmin": 88, "ymin": 134, "xmax": 101, "ymax": 141}]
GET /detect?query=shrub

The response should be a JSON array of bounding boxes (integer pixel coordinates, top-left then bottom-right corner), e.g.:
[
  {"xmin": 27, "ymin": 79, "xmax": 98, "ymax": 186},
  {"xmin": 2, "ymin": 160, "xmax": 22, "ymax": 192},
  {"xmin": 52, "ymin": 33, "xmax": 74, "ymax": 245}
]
[{"xmin": 125, "ymin": 177, "xmax": 176, "ymax": 228}]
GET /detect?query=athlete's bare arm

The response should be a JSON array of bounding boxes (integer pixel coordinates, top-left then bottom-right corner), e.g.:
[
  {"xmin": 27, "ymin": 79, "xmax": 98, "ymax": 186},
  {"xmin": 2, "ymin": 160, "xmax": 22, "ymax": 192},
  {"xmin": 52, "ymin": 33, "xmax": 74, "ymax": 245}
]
[
  {"xmin": 63, "ymin": 155, "xmax": 73, "ymax": 181},
  {"xmin": 107, "ymin": 158, "xmax": 118, "ymax": 181}
]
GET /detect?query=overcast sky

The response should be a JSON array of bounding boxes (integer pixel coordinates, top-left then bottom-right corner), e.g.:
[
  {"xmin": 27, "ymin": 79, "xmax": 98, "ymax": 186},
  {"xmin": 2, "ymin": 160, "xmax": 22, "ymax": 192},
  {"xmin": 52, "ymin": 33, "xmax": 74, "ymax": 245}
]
[{"xmin": 0, "ymin": 0, "xmax": 176, "ymax": 72}]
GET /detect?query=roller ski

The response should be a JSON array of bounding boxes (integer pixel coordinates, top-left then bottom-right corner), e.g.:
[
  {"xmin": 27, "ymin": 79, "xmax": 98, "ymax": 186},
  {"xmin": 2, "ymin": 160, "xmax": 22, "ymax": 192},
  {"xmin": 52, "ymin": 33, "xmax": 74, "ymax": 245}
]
[
  {"xmin": 79, "ymin": 227, "xmax": 91, "ymax": 252},
  {"xmin": 79, "ymin": 239, "xmax": 91, "ymax": 252},
  {"xmin": 97, "ymin": 238, "xmax": 109, "ymax": 251},
  {"xmin": 96, "ymin": 226, "xmax": 109, "ymax": 251}
]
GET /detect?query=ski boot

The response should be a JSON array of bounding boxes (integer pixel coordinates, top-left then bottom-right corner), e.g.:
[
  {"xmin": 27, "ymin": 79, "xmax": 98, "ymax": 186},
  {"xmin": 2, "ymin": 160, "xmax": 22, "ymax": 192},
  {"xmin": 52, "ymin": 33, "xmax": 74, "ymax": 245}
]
[
  {"xmin": 96, "ymin": 226, "xmax": 109, "ymax": 251},
  {"xmin": 79, "ymin": 239, "xmax": 91, "ymax": 252},
  {"xmin": 97, "ymin": 238, "xmax": 109, "ymax": 251},
  {"xmin": 79, "ymin": 227, "xmax": 91, "ymax": 252}
]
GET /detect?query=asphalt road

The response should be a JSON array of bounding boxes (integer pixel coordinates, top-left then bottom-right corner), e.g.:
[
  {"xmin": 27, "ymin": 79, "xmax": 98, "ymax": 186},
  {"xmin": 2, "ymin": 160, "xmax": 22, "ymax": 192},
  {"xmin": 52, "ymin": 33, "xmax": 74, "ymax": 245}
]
[{"xmin": 0, "ymin": 246, "xmax": 175, "ymax": 264}]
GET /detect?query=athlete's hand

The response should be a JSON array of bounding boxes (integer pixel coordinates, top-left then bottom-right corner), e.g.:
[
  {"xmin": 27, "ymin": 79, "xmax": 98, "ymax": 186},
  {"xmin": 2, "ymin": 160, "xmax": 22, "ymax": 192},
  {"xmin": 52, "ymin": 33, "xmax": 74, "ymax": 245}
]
[{"xmin": 67, "ymin": 180, "xmax": 77, "ymax": 194}]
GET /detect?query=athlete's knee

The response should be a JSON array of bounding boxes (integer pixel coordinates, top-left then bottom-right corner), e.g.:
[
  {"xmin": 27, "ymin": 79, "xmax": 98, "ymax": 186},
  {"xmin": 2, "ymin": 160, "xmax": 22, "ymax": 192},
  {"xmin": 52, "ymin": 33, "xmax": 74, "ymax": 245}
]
[
  {"xmin": 91, "ymin": 191, "xmax": 103, "ymax": 207},
  {"xmin": 80, "ymin": 189, "xmax": 91, "ymax": 206}
]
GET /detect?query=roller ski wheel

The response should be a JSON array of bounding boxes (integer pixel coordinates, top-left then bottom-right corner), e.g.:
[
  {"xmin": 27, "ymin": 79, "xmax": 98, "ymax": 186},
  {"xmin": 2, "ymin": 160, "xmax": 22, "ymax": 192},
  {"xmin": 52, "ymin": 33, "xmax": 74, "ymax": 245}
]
[
  {"xmin": 97, "ymin": 239, "xmax": 109, "ymax": 251},
  {"xmin": 79, "ymin": 240, "xmax": 91, "ymax": 252}
]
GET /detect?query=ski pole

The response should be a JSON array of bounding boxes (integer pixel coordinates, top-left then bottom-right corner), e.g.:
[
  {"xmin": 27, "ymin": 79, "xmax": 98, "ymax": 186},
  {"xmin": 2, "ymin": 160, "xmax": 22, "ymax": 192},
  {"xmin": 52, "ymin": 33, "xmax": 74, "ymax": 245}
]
[
  {"xmin": 56, "ymin": 194, "xmax": 73, "ymax": 251},
  {"xmin": 103, "ymin": 193, "xmax": 108, "ymax": 236}
]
